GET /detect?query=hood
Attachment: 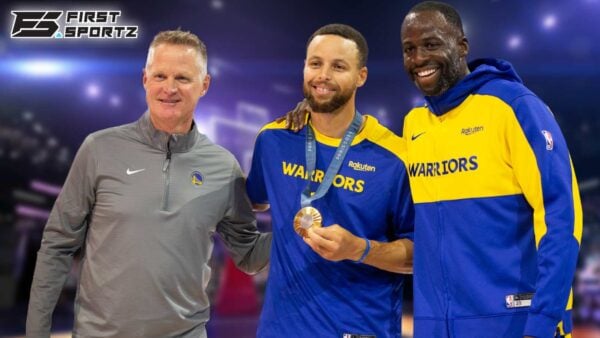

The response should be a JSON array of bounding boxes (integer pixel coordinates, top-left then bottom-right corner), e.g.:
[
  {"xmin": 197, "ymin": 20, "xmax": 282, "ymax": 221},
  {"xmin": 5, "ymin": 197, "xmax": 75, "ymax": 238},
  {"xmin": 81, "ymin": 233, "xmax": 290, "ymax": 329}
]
[{"xmin": 424, "ymin": 58, "xmax": 523, "ymax": 116}]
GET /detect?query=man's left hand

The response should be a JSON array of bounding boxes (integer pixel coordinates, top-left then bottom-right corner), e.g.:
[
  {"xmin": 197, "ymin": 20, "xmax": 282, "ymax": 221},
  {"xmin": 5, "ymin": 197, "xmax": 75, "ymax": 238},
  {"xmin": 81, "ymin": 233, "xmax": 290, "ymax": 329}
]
[{"xmin": 303, "ymin": 224, "xmax": 366, "ymax": 262}]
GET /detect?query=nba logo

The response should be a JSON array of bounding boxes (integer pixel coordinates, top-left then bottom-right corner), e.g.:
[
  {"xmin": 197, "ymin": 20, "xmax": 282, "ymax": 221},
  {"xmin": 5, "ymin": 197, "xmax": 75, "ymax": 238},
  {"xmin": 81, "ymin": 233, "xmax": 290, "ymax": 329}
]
[{"xmin": 541, "ymin": 130, "xmax": 553, "ymax": 150}]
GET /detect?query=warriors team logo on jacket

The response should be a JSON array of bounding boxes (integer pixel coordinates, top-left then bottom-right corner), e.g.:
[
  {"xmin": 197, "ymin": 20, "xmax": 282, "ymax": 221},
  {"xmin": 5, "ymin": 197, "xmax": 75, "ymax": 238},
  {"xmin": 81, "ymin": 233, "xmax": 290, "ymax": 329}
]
[
  {"xmin": 191, "ymin": 171, "xmax": 203, "ymax": 186},
  {"xmin": 541, "ymin": 130, "xmax": 553, "ymax": 150}
]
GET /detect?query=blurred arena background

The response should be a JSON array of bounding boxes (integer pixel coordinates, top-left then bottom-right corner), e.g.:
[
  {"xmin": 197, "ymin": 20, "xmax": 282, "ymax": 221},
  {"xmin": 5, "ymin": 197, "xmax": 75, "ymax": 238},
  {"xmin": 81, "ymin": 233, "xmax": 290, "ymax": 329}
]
[{"xmin": 0, "ymin": 0, "xmax": 599, "ymax": 337}]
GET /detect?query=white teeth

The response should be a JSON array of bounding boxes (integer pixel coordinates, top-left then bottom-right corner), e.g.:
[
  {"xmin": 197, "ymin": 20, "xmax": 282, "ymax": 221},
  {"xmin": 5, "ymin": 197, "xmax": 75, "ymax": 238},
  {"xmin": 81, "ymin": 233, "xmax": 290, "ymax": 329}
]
[
  {"xmin": 417, "ymin": 68, "xmax": 437, "ymax": 77},
  {"xmin": 315, "ymin": 86, "xmax": 330, "ymax": 94}
]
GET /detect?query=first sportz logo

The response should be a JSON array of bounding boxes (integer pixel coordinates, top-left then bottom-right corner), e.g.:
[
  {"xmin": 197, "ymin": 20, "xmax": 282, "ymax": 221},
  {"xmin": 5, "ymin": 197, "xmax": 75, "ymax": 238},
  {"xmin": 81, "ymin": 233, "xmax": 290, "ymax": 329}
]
[{"xmin": 11, "ymin": 10, "xmax": 138, "ymax": 39}]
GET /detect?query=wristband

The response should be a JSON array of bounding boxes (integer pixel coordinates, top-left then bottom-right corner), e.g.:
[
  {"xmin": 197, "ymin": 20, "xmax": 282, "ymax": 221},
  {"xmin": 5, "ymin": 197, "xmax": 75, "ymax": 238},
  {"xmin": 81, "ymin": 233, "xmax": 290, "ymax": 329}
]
[{"xmin": 354, "ymin": 238, "xmax": 371, "ymax": 263}]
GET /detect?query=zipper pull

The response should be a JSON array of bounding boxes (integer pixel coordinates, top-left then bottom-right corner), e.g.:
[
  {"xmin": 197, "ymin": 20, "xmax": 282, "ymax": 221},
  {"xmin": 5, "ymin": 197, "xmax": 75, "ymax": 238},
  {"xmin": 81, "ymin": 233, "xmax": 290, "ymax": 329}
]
[
  {"xmin": 162, "ymin": 152, "xmax": 171, "ymax": 172},
  {"xmin": 162, "ymin": 138, "xmax": 172, "ymax": 172}
]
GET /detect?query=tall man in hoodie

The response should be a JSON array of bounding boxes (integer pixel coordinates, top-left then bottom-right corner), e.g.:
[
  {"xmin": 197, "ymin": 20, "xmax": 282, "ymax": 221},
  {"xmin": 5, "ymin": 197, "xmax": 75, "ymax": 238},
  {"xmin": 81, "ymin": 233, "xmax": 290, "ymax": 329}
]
[{"xmin": 402, "ymin": 2, "xmax": 582, "ymax": 337}]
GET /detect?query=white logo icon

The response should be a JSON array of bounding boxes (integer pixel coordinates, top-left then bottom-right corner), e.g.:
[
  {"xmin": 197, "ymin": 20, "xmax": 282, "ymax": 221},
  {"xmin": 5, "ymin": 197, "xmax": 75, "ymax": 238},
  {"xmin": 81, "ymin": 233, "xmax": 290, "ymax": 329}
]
[{"xmin": 126, "ymin": 168, "xmax": 146, "ymax": 175}]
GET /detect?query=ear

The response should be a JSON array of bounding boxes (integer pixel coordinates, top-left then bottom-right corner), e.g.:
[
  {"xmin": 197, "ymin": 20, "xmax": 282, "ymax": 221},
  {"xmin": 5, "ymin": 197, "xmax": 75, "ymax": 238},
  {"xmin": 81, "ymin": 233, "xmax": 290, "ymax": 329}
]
[
  {"xmin": 142, "ymin": 68, "xmax": 148, "ymax": 90},
  {"xmin": 199, "ymin": 74, "xmax": 211, "ymax": 97},
  {"xmin": 356, "ymin": 66, "xmax": 368, "ymax": 88},
  {"xmin": 459, "ymin": 36, "xmax": 469, "ymax": 59}
]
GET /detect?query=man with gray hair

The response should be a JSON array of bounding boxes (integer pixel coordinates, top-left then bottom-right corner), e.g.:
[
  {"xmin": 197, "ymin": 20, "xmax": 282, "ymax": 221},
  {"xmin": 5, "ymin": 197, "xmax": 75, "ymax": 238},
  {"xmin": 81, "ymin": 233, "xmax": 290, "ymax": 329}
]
[{"xmin": 26, "ymin": 29, "xmax": 271, "ymax": 338}]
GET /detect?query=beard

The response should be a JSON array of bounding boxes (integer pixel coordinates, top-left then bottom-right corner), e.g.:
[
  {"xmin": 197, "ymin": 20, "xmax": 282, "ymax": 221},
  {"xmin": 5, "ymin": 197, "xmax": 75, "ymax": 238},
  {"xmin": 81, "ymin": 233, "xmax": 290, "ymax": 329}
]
[
  {"xmin": 433, "ymin": 63, "xmax": 461, "ymax": 96},
  {"xmin": 303, "ymin": 82, "xmax": 355, "ymax": 113}
]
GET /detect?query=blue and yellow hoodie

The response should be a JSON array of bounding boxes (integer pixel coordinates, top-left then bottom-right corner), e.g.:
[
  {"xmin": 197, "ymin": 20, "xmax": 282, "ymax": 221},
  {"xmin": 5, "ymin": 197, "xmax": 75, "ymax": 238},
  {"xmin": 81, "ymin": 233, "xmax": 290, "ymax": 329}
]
[{"xmin": 404, "ymin": 59, "xmax": 582, "ymax": 338}]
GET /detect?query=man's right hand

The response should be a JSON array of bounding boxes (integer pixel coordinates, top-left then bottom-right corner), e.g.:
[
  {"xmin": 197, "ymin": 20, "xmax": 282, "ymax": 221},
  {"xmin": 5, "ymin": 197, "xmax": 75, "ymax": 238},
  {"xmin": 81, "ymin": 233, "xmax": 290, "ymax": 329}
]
[{"xmin": 275, "ymin": 99, "xmax": 311, "ymax": 132}]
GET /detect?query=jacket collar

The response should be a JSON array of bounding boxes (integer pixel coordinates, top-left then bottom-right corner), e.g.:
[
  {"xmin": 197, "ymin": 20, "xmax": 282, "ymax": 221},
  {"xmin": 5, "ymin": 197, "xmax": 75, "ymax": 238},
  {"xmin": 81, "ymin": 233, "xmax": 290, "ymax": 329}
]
[{"xmin": 136, "ymin": 111, "xmax": 199, "ymax": 153}]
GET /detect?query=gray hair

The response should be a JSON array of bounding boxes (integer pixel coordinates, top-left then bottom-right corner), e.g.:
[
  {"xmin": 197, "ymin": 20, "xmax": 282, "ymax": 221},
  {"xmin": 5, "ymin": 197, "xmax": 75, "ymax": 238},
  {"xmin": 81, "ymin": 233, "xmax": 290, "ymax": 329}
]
[{"xmin": 145, "ymin": 29, "xmax": 208, "ymax": 79}]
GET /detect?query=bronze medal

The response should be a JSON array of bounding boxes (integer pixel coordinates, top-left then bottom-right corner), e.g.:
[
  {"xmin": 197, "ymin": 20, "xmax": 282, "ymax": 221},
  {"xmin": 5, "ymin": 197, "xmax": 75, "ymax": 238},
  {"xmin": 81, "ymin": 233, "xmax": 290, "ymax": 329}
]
[{"xmin": 293, "ymin": 206, "xmax": 322, "ymax": 237}]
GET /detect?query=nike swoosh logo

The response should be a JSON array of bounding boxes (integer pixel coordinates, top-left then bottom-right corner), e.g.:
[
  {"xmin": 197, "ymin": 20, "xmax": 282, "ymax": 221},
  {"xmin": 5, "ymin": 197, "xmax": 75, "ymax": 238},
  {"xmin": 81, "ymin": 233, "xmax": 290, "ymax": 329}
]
[
  {"xmin": 126, "ymin": 168, "xmax": 146, "ymax": 175},
  {"xmin": 411, "ymin": 132, "xmax": 426, "ymax": 141}
]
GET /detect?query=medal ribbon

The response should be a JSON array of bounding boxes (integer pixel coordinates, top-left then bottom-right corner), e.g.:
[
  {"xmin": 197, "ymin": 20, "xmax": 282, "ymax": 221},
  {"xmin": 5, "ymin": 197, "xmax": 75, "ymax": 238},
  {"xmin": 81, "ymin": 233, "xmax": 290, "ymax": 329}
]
[{"xmin": 301, "ymin": 111, "xmax": 363, "ymax": 208}]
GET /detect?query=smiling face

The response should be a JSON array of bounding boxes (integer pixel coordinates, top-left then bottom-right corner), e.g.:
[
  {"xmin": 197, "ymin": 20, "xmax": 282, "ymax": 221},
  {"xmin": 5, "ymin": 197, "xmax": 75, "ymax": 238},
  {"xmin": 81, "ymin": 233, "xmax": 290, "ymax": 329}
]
[
  {"xmin": 302, "ymin": 34, "xmax": 367, "ymax": 114},
  {"xmin": 401, "ymin": 10, "xmax": 469, "ymax": 96},
  {"xmin": 143, "ymin": 43, "xmax": 210, "ymax": 133}
]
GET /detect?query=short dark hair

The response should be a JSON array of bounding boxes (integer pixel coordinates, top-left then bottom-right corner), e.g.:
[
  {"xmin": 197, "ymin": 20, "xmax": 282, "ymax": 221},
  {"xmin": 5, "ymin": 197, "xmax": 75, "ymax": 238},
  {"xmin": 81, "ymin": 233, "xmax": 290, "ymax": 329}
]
[
  {"xmin": 408, "ymin": 1, "xmax": 465, "ymax": 35},
  {"xmin": 306, "ymin": 23, "xmax": 369, "ymax": 68}
]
